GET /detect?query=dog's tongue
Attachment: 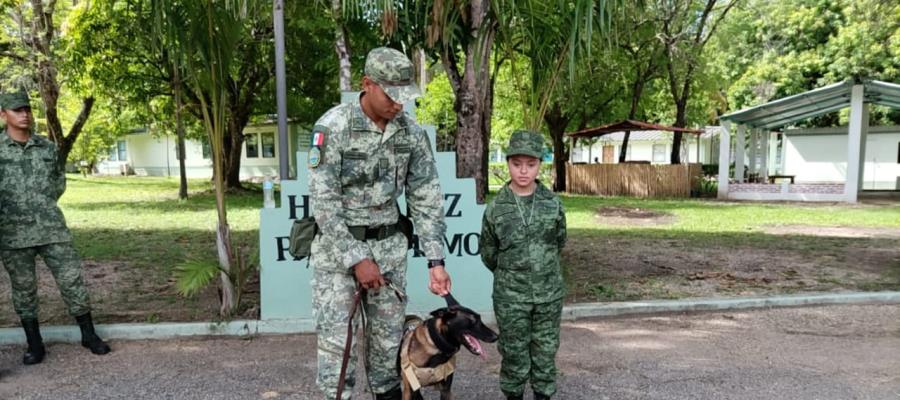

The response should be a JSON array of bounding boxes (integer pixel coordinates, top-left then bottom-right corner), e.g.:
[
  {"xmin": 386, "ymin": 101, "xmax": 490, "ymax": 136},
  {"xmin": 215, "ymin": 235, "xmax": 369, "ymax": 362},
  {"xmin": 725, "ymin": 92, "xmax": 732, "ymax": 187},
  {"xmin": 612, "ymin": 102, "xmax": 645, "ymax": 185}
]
[{"xmin": 463, "ymin": 334, "xmax": 485, "ymax": 358}]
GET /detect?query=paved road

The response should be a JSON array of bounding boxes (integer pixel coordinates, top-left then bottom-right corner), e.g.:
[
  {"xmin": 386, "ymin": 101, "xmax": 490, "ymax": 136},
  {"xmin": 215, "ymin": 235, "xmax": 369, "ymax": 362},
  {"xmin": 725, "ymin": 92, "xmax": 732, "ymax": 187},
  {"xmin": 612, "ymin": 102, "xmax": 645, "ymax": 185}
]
[{"xmin": 1, "ymin": 304, "xmax": 898, "ymax": 400}]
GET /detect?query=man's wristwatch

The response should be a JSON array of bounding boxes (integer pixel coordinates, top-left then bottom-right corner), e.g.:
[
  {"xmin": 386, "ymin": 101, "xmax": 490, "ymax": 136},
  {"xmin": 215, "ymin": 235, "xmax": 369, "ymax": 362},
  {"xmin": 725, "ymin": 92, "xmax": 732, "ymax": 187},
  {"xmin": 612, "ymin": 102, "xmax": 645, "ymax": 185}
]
[{"xmin": 427, "ymin": 259, "xmax": 445, "ymax": 269}]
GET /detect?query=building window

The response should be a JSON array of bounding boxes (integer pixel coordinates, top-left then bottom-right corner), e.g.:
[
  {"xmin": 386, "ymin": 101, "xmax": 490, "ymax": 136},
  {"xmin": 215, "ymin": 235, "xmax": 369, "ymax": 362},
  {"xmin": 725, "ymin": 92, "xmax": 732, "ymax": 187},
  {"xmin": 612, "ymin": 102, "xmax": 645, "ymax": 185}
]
[
  {"xmin": 652, "ymin": 144, "xmax": 666, "ymax": 163},
  {"xmin": 108, "ymin": 140, "xmax": 127, "ymax": 161},
  {"xmin": 261, "ymin": 133, "xmax": 276, "ymax": 158},
  {"xmin": 246, "ymin": 134, "xmax": 259, "ymax": 158}
]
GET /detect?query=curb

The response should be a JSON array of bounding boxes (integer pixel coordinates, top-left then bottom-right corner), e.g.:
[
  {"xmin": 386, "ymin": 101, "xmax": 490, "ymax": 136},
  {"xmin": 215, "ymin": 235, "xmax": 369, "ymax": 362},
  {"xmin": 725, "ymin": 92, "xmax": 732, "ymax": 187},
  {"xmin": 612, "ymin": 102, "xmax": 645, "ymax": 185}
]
[
  {"xmin": 560, "ymin": 291, "xmax": 900, "ymax": 320},
  {"xmin": 1, "ymin": 291, "xmax": 898, "ymax": 345}
]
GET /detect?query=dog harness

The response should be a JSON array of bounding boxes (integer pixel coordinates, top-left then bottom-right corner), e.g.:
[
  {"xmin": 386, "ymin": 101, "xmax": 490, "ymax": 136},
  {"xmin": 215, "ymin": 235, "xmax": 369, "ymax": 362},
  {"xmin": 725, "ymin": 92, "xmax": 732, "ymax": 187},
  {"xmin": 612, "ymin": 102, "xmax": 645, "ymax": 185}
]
[{"xmin": 399, "ymin": 319, "xmax": 457, "ymax": 391}]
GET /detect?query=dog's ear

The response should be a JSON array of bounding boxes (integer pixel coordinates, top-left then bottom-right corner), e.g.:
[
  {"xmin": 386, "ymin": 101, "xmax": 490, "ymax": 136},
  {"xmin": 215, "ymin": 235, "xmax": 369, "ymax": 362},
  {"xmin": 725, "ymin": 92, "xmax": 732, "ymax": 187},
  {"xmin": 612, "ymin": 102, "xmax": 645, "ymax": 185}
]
[
  {"xmin": 429, "ymin": 307, "xmax": 449, "ymax": 318},
  {"xmin": 429, "ymin": 307, "xmax": 457, "ymax": 320}
]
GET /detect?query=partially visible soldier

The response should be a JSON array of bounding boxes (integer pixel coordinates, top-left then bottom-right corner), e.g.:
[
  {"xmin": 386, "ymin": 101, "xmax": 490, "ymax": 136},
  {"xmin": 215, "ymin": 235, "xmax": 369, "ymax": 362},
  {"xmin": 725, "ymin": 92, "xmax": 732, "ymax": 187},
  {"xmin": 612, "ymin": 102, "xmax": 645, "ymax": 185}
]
[
  {"xmin": 0, "ymin": 91, "xmax": 111, "ymax": 365},
  {"xmin": 308, "ymin": 47, "xmax": 451, "ymax": 400},
  {"xmin": 480, "ymin": 130, "xmax": 567, "ymax": 400}
]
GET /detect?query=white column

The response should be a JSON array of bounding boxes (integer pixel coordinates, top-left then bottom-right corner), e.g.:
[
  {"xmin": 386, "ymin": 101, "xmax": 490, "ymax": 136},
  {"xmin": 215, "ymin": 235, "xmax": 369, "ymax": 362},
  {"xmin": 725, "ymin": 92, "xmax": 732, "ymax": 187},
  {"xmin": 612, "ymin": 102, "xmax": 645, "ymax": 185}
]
[
  {"xmin": 748, "ymin": 128, "xmax": 758, "ymax": 177},
  {"xmin": 845, "ymin": 84, "xmax": 869, "ymax": 203},
  {"xmin": 734, "ymin": 124, "xmax": 746, "ymax": 182},
  {"xmin": 760, "ymin": 129, "xmax": 769, "ymax": 180},
  {"xmin": 780, "ymin": 133, "xmax": 788, "ymax": 176},
  {"xmin": 768, "ymin": 132, "xmax": 780, "ymax": 175},
  {"xmin": 696, "ymin": 134, "xmax": 701, "ymax": 164},
  {"xmin": 717, "ymin": 121, "xmax": 732, "ymax": 199}
]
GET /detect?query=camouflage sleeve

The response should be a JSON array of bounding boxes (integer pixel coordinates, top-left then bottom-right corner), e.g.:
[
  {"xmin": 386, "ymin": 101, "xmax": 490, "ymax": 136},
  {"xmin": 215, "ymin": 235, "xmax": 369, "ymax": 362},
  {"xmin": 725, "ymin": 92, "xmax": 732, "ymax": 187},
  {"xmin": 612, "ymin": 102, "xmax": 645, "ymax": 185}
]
[
  {"xmin": 308, "ymin": 123, "xmax": 373, "ymax": 270},
  {"xmin": 405, "ymin": 125, "xmax": 446, "ymax": 260},
  {"xmin": 556, "ymin": 199, "xmax": 567, "ymax": 251},
  {"xmin": 479, "ymin": 203, "xmax": 498, "ymax": 272}
]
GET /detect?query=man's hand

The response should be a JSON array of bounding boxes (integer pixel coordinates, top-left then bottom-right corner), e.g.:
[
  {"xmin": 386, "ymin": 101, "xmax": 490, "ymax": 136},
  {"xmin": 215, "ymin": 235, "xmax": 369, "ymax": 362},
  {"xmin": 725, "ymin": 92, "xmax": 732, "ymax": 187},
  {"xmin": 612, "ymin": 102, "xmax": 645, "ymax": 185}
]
[
  {"xmin": 353, "ymin": 259, "xmax": 385, "ymax": 290},
  {"xmin": 428, "ymin": 265, "xmax": 451, "ymax": 296}
]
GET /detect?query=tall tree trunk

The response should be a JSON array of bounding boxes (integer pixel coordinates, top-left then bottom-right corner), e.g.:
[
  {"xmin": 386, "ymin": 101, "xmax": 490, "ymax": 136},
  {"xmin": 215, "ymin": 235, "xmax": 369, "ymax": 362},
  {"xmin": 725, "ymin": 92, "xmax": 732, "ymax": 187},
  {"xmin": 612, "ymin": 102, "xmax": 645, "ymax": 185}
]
[
  {"xmin": 667, "ymin": 76, "xmax": 690, "ymax": 163},
  {"xmin": 545, "ymin": 103, "xmax": 570, "ymax": 192},
  {"xmin": 225, "ymin": 114, "xmax": 248, "ymax": 189},
  {"xmin": 25, "ymin": 0, "xmax": 94, "ymax": 165},
  {"xmin": 332, "ymin": 0, "xmax": 352, "ymax": 91},
  {"xmin": 442, "ymin": 0, "xmax": 495, "ymax": 203},
  {"xmin": 174, "ymin": 67, "xmax": 188, "ymax": 199}
]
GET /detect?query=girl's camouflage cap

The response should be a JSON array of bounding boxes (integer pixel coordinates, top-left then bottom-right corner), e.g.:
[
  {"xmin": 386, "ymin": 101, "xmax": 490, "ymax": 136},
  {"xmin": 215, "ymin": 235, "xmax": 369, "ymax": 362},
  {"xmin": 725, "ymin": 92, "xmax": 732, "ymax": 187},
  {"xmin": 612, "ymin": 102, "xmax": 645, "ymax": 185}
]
[
  {"xmin": 0, "ymin": 91, "xmax": 30, "ymax": 110},
  {"xmin": 506, "ymin": 130, "xmax": 544, "ymax": 159},
  {"xmin": 364, "ymin": 47, "xmax": 421, "ymax": 104}
]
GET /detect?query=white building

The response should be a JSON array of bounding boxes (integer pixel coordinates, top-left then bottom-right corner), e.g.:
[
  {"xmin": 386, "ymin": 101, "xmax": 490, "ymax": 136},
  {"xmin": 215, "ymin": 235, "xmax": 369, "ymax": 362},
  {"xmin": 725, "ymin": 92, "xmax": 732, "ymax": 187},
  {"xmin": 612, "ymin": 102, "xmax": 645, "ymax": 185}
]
[
  {"xmin": 96, "ymin": 122, "xmax": 307, "ymax": 180},
  {"xmin": 570, "ymin": 127, "xmax": 718, "ymax": 165},
  {"xmin": 782, "ymin": 125, "xmax": 900, "ymax": 190},
  {"xmin": 717, "ymin": 79, "xmax": 900, "ymax": 203}
]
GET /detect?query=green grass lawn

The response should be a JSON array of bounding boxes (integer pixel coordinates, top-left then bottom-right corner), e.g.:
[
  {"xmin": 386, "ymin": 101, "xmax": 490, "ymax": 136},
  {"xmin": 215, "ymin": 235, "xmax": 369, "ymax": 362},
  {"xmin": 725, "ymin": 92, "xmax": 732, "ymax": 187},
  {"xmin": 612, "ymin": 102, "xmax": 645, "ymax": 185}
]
[
  {"xmin": 561, "ymin": 194, "xmax": 900, "ymax": 232},
  {"xmin": 61, "ymin": 176, "xmax": 898, "ymax": 273},
  {"xmin": 2, "ymin": 175, "xmax": 896, "ymax": 325},
  {"xmin": 62, "ymin": 175, "xmax": 264, "ymax": 269}
]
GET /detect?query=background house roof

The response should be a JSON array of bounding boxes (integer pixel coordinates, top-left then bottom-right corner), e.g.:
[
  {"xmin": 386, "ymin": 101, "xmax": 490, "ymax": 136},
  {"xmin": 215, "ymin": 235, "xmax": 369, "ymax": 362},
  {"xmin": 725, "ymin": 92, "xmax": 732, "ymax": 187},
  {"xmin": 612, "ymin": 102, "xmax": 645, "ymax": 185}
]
[{"xmin": 719, "ymin": 80, "xmax": 900, "ymax": 130}]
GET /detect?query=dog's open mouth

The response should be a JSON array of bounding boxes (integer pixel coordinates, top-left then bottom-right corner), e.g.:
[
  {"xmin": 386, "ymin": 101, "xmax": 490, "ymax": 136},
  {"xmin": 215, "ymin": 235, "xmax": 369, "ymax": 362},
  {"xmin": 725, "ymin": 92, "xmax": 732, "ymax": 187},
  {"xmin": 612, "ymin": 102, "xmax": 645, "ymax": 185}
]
[{"xmin": 462, "ymin": 333, "xmax": 485, "ymax": 356}]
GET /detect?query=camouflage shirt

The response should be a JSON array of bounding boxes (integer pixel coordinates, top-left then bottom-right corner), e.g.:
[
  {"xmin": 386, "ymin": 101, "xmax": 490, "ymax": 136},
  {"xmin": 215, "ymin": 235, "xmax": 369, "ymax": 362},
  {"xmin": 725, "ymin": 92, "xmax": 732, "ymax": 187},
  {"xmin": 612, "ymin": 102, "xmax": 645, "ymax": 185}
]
[
  {"xmin": 0, "ymin": 130, "xmax": 71, "ymax": 249},
  {"xmin": 480, "ymin": 181, "xmax": 566, "ymax": 303},
  {"xmin": 308, "ymin": 102, "xmax": 446, "ymax": 271}
]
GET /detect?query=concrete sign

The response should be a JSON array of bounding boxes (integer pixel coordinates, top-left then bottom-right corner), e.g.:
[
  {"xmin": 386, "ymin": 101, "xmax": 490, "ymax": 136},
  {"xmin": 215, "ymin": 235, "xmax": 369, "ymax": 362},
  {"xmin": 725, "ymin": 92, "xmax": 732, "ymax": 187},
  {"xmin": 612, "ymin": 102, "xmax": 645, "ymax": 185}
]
[{"xmin": 259, "ymin": 98, "xmax": 491, "ymax": 322}]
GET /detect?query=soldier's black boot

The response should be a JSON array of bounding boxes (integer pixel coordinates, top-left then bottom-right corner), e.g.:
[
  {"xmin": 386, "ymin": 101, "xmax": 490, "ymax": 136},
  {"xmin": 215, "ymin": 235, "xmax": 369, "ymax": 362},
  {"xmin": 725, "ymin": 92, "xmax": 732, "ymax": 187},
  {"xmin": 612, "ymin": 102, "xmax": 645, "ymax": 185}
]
[
  {"xmin": 534, "ymin": 392, "xmax": 552, "ymax": 400},
  {"xmin": 374, "ymin": 385, "xmax": 401, "ymax": 400},
  {"xmin": 505, "ymin": 394, "xmax": 523, "ymax": 400},
  {"xmin": 21, "ymin": 318, "xmax": 46, "ymax": 365},
  {"xmin": 75, "ymin": 313, "xmax": 110, "ymax": 355}
]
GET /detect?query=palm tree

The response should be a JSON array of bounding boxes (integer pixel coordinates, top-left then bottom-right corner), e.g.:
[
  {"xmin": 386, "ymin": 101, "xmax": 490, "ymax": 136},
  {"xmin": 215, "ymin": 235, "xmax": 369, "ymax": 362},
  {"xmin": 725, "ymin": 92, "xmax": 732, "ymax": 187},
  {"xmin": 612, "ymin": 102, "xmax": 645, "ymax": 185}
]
[
  {"xmin": 496, "ymin": 0, "xmax": 622, "ymax": 191},
  {"xmin": 341, "ymin": 0, "xmax": 621, "ymax": 197},
  {"xmin": 151, "ymin": 0, "xmax": 261, "ymax": 315}
]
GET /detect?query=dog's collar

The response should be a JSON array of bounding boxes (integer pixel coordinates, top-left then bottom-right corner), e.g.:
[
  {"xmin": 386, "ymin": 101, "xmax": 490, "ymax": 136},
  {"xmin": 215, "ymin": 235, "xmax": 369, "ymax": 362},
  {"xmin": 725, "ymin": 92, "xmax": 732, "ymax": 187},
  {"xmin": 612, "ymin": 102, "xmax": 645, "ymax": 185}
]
[{"xmin": 426, "ymin": 318, "xmax": 459, "ymax": 354}]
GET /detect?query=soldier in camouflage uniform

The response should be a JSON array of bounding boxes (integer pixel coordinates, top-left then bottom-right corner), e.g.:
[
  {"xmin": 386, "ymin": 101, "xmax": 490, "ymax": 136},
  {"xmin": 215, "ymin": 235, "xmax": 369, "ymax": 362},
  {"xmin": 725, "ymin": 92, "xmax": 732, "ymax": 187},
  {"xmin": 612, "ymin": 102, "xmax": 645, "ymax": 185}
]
[
  {"xmin": 0, "ymin": 91, "xmax": 110, "ymax": 365},
  {"xmin": 308, "ymin": 47, "xmax": 452, "ymax": 400},
  {"xmin": 480, "ymin": 130, "xmax": 567, "ymax": 400}
]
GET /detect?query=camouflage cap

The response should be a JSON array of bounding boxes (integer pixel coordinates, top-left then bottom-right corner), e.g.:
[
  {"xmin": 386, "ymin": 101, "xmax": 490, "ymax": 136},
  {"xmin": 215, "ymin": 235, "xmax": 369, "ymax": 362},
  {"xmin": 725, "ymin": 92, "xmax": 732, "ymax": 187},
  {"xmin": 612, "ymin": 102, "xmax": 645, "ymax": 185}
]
[
  {"xmin": 1, "ymin": 91, "xmax": 31, "ymax": 110},
  {"xmin": 506, "ymin": 130, "xmax": 544, "ymax": 160},
  {"xmin": 364, "ymin": 47, "xmax": 421, "ymax": 104}
]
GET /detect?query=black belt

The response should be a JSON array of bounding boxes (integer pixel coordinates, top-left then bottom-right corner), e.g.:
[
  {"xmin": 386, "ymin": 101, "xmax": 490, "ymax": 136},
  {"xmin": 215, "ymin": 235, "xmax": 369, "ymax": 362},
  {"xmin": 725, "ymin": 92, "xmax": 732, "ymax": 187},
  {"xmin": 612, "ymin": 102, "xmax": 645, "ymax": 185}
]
[{"xmin": 347, "ymin": 223, "xmax": 400, "ymax": 242}]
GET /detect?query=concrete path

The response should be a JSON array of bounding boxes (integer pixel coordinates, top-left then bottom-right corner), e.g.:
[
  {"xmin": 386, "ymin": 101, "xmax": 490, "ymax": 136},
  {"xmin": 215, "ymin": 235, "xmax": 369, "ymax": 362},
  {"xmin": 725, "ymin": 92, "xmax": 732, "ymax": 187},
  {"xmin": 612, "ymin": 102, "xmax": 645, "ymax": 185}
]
[{"xmin": 1, "ymin": 303, "xmax": 898, "ymax": 400}]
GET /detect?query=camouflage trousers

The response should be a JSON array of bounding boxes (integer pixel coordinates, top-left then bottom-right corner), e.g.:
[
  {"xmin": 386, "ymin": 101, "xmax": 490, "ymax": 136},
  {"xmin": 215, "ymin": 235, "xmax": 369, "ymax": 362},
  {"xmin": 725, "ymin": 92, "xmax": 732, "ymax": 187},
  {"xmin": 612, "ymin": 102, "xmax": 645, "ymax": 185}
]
[
  {"xmin": 0, "ymin": 242, "xmax": 91, "ymax": 320},
  {"xmin": 311, "ymin": 231, "xmax": 407, "ymax": 400},
  {"xmin": 494, "ymin": 298, "xmax": 563, "ymax": 397}
]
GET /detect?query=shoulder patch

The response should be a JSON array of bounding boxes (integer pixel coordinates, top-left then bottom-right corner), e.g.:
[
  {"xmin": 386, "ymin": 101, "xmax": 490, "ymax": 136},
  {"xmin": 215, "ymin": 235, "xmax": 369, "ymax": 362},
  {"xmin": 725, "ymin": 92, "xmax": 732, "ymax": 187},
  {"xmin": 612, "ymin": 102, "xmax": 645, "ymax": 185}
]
[{"xmin": 308, "ymin": 125, "xmax": 329, "ymax": 168}]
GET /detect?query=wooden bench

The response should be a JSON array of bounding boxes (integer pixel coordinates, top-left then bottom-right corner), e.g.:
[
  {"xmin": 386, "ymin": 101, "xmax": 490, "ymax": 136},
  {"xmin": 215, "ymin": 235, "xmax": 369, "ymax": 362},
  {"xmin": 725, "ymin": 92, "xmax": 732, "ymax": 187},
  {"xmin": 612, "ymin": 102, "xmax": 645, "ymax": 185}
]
[{"xmin": 768, "ymin": 175, "xmax": 795, "ymax": 184}]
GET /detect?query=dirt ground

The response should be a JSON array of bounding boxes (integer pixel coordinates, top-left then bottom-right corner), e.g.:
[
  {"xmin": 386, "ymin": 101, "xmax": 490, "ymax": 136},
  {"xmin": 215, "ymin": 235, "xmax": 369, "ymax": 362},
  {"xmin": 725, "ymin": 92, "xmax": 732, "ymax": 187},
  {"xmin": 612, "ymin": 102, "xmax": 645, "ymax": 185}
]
[
  {"xmin": 0, "ymin": 258, "xmax": 256, "ymax": 327},
  {"xmin": 564, "ymin": 207, "xmax": 900, "ymax": 303}
]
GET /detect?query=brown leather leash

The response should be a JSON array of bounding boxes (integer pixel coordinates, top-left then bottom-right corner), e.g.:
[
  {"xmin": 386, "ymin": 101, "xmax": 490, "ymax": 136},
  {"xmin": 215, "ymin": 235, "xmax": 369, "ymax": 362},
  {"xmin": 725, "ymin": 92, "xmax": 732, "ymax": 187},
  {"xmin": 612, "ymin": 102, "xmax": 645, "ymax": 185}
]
[
  {"xmin": 335, "ymin": 278, "xmax": 407, "ymax": 400},
  {"xmin": 335, "ymin": 286, "xmax": 362, "ymax": 400}
]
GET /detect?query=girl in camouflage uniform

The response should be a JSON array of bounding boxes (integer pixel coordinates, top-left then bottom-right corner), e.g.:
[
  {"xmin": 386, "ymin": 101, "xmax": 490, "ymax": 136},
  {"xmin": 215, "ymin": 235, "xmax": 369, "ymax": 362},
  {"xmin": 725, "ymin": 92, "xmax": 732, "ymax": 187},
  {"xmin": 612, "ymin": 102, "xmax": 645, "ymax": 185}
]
[{"xmin": 480, "ymin": 130, "xmax": 567, "ymax": 400}]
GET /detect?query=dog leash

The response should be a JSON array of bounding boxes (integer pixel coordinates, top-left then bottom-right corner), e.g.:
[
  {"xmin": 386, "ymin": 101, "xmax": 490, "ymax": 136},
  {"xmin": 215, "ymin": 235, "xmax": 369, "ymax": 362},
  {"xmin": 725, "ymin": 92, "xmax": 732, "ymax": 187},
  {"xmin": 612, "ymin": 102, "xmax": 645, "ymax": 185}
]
[
  {"xmin": 335, "ymin": 277, "xmax": 407, "ymax": 400},
  {"xmin": 443, "ymin": 292, "xmax": 459, "ymax": 308},
  {"xmin": 335, "ymin": 285, "xmax": 362, "ymax": 400}
]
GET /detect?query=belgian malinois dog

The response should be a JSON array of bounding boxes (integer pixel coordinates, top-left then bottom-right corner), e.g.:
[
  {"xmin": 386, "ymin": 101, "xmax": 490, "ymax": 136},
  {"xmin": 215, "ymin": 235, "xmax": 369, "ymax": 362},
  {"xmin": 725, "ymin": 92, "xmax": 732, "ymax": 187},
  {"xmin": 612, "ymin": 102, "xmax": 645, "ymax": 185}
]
[{"xmin": 398, "ymin": 305, "xmax": 499, "ymax": 400}]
